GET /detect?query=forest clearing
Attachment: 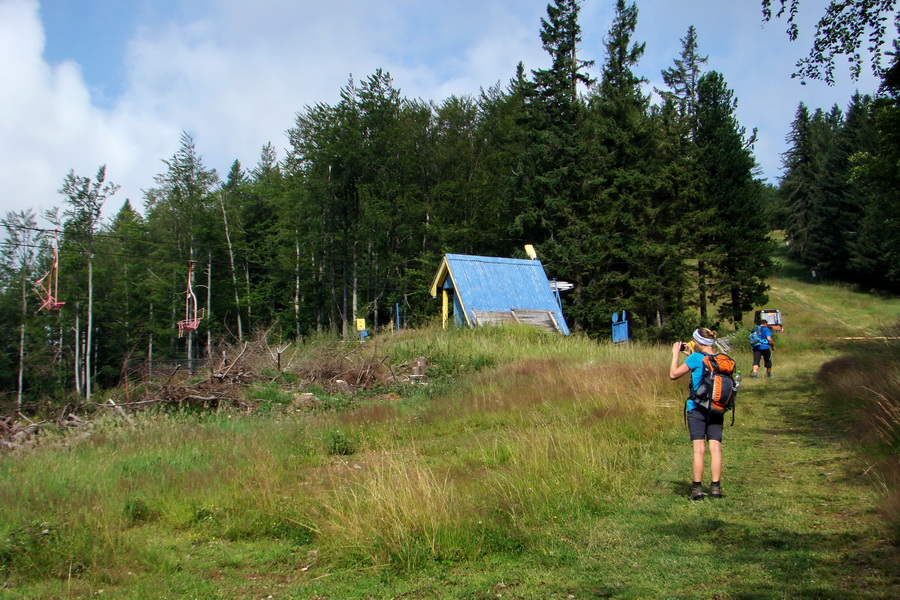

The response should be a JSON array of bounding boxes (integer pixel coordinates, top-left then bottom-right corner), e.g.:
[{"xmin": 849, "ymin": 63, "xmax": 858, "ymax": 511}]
[
  {"xmin": 0, "ymin": 255, "xmax": 898, "ymax": 599},
  {"xmin": 1, "ymin": 2, "xmax": 900, "ymax": 597}
]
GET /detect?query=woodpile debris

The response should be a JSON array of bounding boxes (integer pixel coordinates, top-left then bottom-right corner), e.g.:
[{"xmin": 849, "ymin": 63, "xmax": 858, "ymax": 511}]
[
  {"xmin": 2, "ymin": 336, "xmax": 432, "ymax": 450},
  {"xmin": 0, "ymin": 413, "xmax": 85, "ymax": 451}
]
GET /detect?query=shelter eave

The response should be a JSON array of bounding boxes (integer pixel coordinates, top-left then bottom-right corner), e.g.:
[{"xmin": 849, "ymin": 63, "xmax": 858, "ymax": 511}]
[{"xmin": 429, "ymin": 256, "xmax": 451, "ymax": 297}]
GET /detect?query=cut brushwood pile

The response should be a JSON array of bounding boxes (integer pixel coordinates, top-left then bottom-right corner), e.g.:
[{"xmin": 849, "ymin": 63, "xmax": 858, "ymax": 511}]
[
  {"xmin": 0, "ymin": 413, "xmax": 85, "ymax": 451},
  {"xmin": 2, "ymin": 335, "xmax": 431, "ymax": 449}
]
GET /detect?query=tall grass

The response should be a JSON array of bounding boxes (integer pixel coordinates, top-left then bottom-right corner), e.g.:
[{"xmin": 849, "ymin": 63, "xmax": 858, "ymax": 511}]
[
  {"xmin": 815, "ymin": 323, "xmax": 900, "ymax": 542},
  {"xmin": 308, "ymin": 353, "xmax": 670, "ymax": 570},
  {"xmin": 0, "ymin": 327, "xmax": 672, "ymax": 589},
  {"xmin": 1, "ymin": 311, "xmax": 898, "ymax": 596}
]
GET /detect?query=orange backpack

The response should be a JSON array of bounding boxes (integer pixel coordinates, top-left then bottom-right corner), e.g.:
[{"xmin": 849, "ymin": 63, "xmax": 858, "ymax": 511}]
[{"xmin": 691, "ymin": 353, "xmax": 738, "ymax": 423}]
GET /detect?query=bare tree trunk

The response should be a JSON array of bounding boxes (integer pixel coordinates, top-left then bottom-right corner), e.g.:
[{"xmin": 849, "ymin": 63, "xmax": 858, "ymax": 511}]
[
  {"xmin": 219, "ymin": 193, "xmax": 243, "ymax": 340},
  {"xmin": 124, "ymin": 262, "xmax": 130, "ymax": 347},
  {"xmin": 698, "ymin": 260, "xmax": 708, "ymax": 324},
  {"xmin": 171, "ymin": 302, "xmax": 177, "ymax": 354},
  {"xmin": 342, "ymin": 257, "xmax": 349, "ymax": 339},
  {"xmin": 57, "ymin": 312, "xmax": 64, "ymax": 385},
  {"xmin": 206, "ymin": 253, "xmax": 212, "ymax": 358},
  {"xmin": 352, "ymin": 242, "xmax": 358, "ymax": 334},
  {"xmin": 187, "ymin": 252, "xmax": 194, "ymax": 367},
  {"xmin": 316, "ymin": 252, "xmax": 323, "ymax": 332},
  {"xmin": 86, "ymin": 256, "xmax": 93, "ymax": 402},
  {"xmin": 329, "ymin": 248, "xmax": 339, "ymax": 334},
  {"xmin": 294, "ymin": 237, "xmax": 301, "ymax": 337},
  {"xmin": 17, "ymin": 274, "xmax": 26, "ymax": 409},
  {"xmin": 74, "ymin": 308, "xmax": 81, "ymax": 396},
  {"xmin": 244, "ymin": 265, "xmax": 252, "ymax": 332},
  {"xmin": 372, "ymin": 247, "xmax": 379, "ymax": 330},
  {"xmin": 148, "ymin": 303, "xmax": 154, "ymax": 379},
  {"xmin": 731, "ymin": 285, "xmax": 742, "ymax": 326}
]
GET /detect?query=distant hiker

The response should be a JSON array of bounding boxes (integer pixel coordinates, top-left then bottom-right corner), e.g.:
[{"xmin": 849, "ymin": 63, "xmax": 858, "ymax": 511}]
[
  {"xmin": 669, "ymin": 327, "xmax": 725, "ymax": 501},
  {"xmin": 750, "ymin": 319, "xmax": 775, "ymax": 379}
]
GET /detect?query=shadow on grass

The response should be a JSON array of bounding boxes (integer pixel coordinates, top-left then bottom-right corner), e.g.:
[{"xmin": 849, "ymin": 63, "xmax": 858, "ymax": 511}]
[
  {"xmin": 646, "ymin": 519, "xmax": 895, "ymax": 599},
  {"xmin": 739, "ymin": 373, "xmax": 847, "ymax": 440}
]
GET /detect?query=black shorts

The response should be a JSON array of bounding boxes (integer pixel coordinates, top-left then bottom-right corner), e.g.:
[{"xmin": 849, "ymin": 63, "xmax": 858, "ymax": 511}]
[
  {"xmin": 687, "ymin": 406, "xmax": 724, "ymax": 442},
  {"xmin": 753, "ymin": 348, "xmax": 773, "ymax": 369}
]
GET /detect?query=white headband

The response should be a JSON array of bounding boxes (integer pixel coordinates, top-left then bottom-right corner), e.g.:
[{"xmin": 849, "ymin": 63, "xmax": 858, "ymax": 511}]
[{"xmin": 692, "ymin": 329, "xmax": 714, "ymax": 346}]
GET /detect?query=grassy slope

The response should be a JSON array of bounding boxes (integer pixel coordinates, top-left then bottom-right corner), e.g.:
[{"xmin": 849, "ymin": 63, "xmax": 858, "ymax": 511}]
[{"xmin": 2, "ymin": 263, "xmax": 900, "ymax": 598}]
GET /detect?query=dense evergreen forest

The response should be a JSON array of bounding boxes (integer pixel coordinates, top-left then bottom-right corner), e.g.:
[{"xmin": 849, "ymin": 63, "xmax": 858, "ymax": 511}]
[{"xmin": 1, "ymin": 0, "xmax": 898, "ymax": 407}]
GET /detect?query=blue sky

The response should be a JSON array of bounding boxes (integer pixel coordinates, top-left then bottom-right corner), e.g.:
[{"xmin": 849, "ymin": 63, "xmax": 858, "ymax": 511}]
[
  {"xmin": 0, "ymin": 0, "xmax": 886, "ymax": 221},
  {"xmin": 40, "ymin": 0, "xmax": 180, "ymax": 104}
]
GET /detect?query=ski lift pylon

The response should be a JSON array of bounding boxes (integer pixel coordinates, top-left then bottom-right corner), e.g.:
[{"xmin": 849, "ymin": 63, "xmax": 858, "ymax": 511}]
[
  {"xmin": 176, "ymin": 260, "xmax": 205, "ymax": 337},
  {"xmin": 33, "ymin": 229, "xmax": 66, "ymax": 311}
]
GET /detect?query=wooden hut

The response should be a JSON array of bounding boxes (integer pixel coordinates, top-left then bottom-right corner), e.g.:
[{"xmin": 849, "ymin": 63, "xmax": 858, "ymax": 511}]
[{"xmin": 429, "ymin": 253, "xmax": 570, "ymax": 334}]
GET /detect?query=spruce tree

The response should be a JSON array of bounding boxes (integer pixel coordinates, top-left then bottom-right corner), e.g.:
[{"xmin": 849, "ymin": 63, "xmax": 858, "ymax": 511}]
[
  {"xmin": 807, "ymin": 105, "xmax": 853, "ymax": 280},
  {"xmin": 144, "ymin": 133, "xmax": 219, "ymax": 360},
  {"xmin": 694, "ymin": 71, "xmax": 776, "ymax": 325},
  {"xmin": 514, "ymin": 0, "xmax": 595, "ymax": 330},
  {"xmin": 781, "ymin": 104, "xmax": 840, "ymax": 272},
  {"xmin": 660, "ymin": 25, "xmax": 707, "ymax": 136},
  {"xmin": 476, "ymin": 66, "xmax": 532, "ymax": 258},
  {"xmin": 93, "ymin": 200, "xmax": 152, "ymax": 385},
  {"xmin": 657, "ymin": 25, "xmax": 711, "ymax": 327},
  {"xmin": 579, "ymin": 0, "xmax": 667, "ymax": 333},
  {"xmin": 848, "ymin": 48, "xmax": 900, "ymax": 290},
  {"xmin": 838, "ymin": 93, "xmax": 878, "ymax": 273}
]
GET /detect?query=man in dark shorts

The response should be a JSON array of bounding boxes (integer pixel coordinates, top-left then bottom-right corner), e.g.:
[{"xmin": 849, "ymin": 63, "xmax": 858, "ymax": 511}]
[{"xmin": 751, "ymin": 319, "xmax": 774, "ymax": 378}]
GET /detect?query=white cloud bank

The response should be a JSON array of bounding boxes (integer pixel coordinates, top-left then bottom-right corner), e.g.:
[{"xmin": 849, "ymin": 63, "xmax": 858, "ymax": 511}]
[{"xmin": 0, "ymin": 0, "xmax": 883, "ymax": 223}]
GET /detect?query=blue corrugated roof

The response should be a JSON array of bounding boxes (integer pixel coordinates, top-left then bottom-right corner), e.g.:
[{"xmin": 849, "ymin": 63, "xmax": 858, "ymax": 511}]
[{"xmin": 430, "ymin": 253, "xmax": 570, "ymax": 334}]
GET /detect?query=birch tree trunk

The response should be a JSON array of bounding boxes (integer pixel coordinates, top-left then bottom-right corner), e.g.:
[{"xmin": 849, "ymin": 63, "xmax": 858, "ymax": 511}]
[
  {"xmin": 698, "ymin": 260, "xmax": 708, "ymax": 323},
  {"xmin": 206, "ymin": 253, "xmax": 212, "ymax": 358},
  {"xmin": 219, "ymin": 194, "xmax": 243, "ymax": 340},
  {"xmin": 186, "ymin": 251, "xmax": 194, "ymax": 367},
  {"xmin": 352, "ymin": 242, "xmax": 358, "ymax": 334},
  {"xmin": 148, "ymin": 303, "xmax": 154, "ymax": 379},
  {"xmin": 74, "ymin": 309, "xmax": 81, "ymax": 396},
  {"xmin": 316, "ymin": 252, "xmax": 323, "ymax": 333},
  {"xmin": 244, "ymin": 265, "xmax": 252, "ymax": 332},
  {"xmin": 372, "ymin": 247, "xmax": 379, "ymax": 330},
  {"xmin": 294, "ymin": 237, "xmax": 301, "ymax": 337},
  {"xmin": 86, "ymin": 255, "xmax": 93, "ymax": 402},
  {"xmin": 17, "ymin": 273, "xmax": 26, "ymax": 409},
  {"xmin": 342, "ymin": 258, "xmax": 349, "ymax": 339}
]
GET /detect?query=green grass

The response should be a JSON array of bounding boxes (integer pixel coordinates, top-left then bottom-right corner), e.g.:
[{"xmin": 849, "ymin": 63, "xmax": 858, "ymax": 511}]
[{"xmin": 0, "ymin": 281, "xmax": 898, "ymax": 597}]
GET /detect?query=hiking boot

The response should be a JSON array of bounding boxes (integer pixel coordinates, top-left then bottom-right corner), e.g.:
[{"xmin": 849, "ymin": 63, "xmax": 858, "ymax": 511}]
[
  {"xmin": 689, "ymin": 483, "xmax": 704, "ymax": 501},
  {"xmin": 709, "ymin": 482, "xmax": 723, "ymax": 499},
  {"xmin": 766, "ymin": 374, "xmax": 775, "ymax": 379}
]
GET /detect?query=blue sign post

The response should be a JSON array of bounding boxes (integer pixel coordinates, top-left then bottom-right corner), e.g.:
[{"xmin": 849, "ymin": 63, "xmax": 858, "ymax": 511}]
[{"xmin": 612, "ymin": 311, "xmax": 629, "ymax": 343}]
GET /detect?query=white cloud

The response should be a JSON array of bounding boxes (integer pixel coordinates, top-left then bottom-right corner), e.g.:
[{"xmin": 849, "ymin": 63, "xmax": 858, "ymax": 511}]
[
  {"xmin": 0, "ymin": 0, "xmax": 885, "ymax": 227},
  {"xmin": 0, "ymin": 0, "xmax": 175, "ymax": 220}
]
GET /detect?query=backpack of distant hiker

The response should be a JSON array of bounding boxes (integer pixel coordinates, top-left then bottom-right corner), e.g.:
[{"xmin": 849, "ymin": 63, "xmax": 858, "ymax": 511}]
[
  {"xmin": 691, "ymin": 352, "xmax": 738, "ymax": 424},
  {"xmin": 749, "ymin": 326, "xmax": 764, "ymax": 349}
]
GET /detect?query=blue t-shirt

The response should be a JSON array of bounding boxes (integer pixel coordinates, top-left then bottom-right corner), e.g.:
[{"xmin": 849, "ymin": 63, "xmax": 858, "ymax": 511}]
[
  {"xmin": 756, "ymin": 326, "xmax": 773, "ymax": 350},
  {"xmin": 684, "ymin": 352, "xmax": 705, "ymax": 411}
]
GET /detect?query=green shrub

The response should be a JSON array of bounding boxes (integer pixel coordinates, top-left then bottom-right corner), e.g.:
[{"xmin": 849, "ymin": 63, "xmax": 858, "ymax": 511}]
[
  {"xmin": 122, "ymin": 498, "xmax": 157, "ymax": 526},
  {"xmin": 251, "ymin": 381, "xmax": 294, "ymax": 413},
  {"xmin": 323, "ymin": 429, "xmax": 358, "ymax": 456}
]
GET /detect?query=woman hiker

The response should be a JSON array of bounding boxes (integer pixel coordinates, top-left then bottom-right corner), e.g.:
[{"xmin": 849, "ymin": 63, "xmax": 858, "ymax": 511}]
[{"xmin": 669, "ymin": 327, "xmax": 724, "ymax": 501}]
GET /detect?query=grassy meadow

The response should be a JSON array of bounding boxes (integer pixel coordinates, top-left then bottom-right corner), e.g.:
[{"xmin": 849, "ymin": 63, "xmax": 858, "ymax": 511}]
[{"xmin": 1, "ymin": 267, "xmax": 899, "ymax": 598}]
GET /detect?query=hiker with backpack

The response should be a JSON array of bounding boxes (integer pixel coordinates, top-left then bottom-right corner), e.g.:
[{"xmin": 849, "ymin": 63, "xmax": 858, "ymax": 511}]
[
  {"xmin": 749, "ymin": 319, "xmax": 775, "ymax": 379},
  {"xmin": 670, "ymin": 327, "xmax": 737, "ymax": 501}
]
